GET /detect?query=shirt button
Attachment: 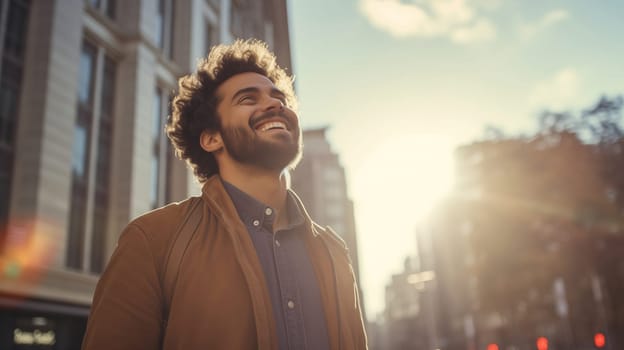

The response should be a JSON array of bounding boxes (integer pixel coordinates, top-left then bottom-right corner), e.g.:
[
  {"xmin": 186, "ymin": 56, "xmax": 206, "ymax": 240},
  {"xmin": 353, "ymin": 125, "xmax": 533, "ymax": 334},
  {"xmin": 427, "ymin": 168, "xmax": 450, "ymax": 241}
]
[
  {"xmin": 252, "ymin": 220, "xmax": 260, "ymax": 227},
  {"xmin": 265, "ymin": 208, "xmax": 273, "ymax": 216},
  {"xmin": 287, "ymin": 300, "xmax": 295, "ymax": 309},
  {"xmin": 275, "ymin": 240, "xmax": 280, "ymax": 247}
]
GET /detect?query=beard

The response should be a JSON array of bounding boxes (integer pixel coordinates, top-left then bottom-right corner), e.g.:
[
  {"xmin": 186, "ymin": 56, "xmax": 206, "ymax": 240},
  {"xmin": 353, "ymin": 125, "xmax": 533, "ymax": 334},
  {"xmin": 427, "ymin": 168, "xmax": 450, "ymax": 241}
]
[{"xmin": 220, "ymin": 114, "xmax": 302, "ymax": 172}]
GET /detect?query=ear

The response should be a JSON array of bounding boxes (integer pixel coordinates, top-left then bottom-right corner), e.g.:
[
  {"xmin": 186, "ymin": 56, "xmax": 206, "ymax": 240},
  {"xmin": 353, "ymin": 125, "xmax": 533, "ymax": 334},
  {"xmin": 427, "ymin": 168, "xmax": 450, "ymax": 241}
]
[{"xmin": 200, "ymin": 129, "xmax": 223, "ymax": 153}]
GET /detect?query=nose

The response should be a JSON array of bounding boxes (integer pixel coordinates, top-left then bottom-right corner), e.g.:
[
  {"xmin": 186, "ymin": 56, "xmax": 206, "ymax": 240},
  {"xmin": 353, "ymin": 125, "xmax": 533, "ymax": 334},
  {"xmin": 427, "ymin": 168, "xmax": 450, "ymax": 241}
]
[{"xmin": 263, "ymin": 96, "xmax": 285, "ymax": 112}]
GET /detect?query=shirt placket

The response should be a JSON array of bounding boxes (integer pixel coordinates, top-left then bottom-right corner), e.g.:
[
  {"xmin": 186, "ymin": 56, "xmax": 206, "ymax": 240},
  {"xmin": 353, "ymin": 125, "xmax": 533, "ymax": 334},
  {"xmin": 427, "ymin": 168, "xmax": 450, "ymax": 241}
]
[{"xmin": 273, "ymin": 229, "xmax": 306, "ymax": 350}]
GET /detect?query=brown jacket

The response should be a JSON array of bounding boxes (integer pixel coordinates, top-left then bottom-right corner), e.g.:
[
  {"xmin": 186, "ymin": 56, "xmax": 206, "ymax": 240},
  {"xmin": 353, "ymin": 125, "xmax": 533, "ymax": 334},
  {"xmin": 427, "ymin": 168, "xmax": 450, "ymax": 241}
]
[{"xmin": 82, "ymin": 175, "xmax": 367, "ymax": 349}]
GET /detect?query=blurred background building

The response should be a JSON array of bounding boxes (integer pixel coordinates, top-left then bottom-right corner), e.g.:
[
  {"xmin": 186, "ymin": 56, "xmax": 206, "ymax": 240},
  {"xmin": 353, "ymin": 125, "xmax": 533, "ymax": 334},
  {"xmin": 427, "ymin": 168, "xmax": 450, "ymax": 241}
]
[
  {"xmin": 0, "ymin": 0, "xmax": 292, "ymax": 348},
  {"xmin": 375, "ymin": 102, "xmax": 624, "ymax": 350},
  {"xmin": 381, "ymin": 256, "xmax": 429, "ymax": 350},
  {"xmin": 291, "ymin": 128, "xmax": 362, "ymax": 281}
]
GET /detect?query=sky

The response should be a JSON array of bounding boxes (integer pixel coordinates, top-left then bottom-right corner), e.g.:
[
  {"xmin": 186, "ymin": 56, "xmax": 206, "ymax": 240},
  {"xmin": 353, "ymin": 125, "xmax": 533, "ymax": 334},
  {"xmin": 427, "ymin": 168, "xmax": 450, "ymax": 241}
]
[{"xmin": 287, "ymin": 0, "xmax": 624, "ymax": 319}]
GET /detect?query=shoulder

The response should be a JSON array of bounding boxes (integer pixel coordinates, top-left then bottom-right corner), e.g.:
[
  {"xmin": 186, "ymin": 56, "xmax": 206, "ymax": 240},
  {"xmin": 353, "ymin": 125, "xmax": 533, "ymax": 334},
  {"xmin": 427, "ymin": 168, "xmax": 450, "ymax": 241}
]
[
  {"xmin": 312, "ymin": 222, "xmax": 349, "ymax": 252},
  {"xmin": 131, "ymin": 197, "xmax": 201, "ymax": 231},
  {"xmin": 122, "ymin": 197, "xmax": 203, "ymax": 253},
  {"xmin": 288, "ymin": 189, "xmax": 349, "ymax": 251}
]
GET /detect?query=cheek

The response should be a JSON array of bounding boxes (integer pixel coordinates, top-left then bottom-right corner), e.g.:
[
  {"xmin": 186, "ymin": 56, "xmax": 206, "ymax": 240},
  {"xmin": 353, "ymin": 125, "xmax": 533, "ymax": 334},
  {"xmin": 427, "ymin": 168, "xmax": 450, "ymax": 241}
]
[
  {"xmin": 284, "ymin": 108, "xmax": 299, "ymax": 123},
  {"xmin": 233, "ymin": 107, "xmax": 258, "ymax": 124},
  {"xmin": 219, "ymin": 108, "xmax": 253, "ymax": 129}
]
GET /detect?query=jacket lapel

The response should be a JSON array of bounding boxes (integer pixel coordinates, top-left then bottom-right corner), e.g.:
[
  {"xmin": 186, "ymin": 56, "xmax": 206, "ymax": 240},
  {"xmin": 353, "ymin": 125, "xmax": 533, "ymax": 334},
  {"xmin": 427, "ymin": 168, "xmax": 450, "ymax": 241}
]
[{"xmin": 201, "ymin": 176, "xmax": 278, "ymax": 350}]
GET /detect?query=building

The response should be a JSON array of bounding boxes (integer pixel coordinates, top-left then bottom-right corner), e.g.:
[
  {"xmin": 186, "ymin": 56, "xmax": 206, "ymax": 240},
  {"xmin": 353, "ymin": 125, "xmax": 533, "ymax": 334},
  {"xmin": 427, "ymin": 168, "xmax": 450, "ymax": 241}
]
[
  {"xmin": 424, "ymin": 132, "xmax": 624, "ymax": 350},
  {"xmin": 380, "ymin": 256, "xmax": 431, "ymax": 350},
  {"xmin": 0, "ymin": 0, "xmax": 292, "ymax": 348},
  {"xmin": 290, "ymin": 127, "xmax": 364, "ymax": 307}
]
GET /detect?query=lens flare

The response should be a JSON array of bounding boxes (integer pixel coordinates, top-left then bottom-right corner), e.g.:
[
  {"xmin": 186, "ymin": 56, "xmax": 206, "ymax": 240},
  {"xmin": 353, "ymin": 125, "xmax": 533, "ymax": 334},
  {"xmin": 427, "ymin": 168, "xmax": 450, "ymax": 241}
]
[{"xmin": 1, "ymin": 219, "xmax": 60, "ymax": 291}]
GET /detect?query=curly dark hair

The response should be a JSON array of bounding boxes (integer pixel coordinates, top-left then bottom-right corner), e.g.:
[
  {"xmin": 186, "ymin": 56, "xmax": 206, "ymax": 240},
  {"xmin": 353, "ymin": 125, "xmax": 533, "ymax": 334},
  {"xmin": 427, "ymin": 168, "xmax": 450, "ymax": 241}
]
[{"xmin": 166, "ymin": 39, "xmax": 297, "ymax": 183}]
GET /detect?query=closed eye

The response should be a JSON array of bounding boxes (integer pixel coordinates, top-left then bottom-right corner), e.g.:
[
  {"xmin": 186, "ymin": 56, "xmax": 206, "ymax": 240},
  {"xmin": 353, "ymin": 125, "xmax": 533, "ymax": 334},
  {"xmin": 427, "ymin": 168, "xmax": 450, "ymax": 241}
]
[{"xmin": 238, "ymin": 95, "xmax": 256, "ymax": 104}]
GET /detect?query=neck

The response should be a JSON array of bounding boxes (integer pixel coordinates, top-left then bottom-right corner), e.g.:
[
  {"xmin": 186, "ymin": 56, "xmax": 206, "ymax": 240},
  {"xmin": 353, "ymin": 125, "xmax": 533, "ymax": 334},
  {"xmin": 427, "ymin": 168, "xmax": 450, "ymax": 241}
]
[{"xmin": 219, "ymin": 162, "xmax": 290, "ymax": 229}]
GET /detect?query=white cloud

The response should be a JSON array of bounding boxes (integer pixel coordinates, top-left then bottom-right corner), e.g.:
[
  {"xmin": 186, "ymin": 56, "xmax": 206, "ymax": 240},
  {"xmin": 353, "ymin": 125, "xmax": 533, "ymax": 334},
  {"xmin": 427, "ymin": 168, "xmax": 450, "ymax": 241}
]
[
  {"xmin": 473, "ymin": 0, "xmax": 502, "ymax": 11},
  {"xmin": 451, "ymin": 18, "xmax": 496, "ymax": 44},
  {"xmin": 543, "ymin": 9, "xmax": 569, "ymax": 25},
  {"xmin": 519, "ymin": 9, "xmax": 570, "ymax": 40},
  {"xmin": 529, "ymin": 67, "xmax": 582, "ymax": 110},
  {"xmin": 359, "ymin": 0, "xmax": 496, "ymax": 44}
]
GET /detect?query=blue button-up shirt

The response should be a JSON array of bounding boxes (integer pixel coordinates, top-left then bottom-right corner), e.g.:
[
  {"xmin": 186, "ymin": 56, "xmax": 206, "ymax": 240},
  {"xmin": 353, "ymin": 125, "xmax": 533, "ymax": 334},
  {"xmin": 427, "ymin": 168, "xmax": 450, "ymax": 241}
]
[{"xmin": 223, "ymin": 181, "xmax": 330, "ymax": 350}]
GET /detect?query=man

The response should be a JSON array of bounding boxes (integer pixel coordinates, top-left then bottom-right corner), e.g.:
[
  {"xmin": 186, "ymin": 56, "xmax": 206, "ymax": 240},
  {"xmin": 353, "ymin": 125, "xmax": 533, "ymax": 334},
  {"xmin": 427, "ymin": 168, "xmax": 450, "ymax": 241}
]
[{"xmin": 82, "ymin": 39, "xmax": 367, "ymax": 350}]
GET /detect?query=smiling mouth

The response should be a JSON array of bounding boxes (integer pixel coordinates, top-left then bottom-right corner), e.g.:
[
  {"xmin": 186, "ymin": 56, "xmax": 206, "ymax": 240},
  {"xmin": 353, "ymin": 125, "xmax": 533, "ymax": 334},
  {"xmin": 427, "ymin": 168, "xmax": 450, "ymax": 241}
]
[{"xmin": 256, "ymin": 121, "xmax": 288, "ymax": 132}]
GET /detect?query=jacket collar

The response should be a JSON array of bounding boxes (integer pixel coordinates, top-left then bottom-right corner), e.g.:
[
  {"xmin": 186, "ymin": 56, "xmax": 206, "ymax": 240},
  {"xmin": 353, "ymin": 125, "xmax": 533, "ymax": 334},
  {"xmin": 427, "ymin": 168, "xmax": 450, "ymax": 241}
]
[
  {"xmin": 200, "ymin": 174, "xmax": 346, "ymax": 350},
  {"xmin": 201, "ymin": 174, "xmax": 318, "ymax": 236}
]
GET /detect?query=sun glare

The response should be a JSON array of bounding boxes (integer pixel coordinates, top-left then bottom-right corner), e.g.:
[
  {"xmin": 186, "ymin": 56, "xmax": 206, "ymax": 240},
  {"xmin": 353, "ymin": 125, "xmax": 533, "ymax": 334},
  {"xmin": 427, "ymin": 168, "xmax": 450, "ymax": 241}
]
[
  {"xmin": 351, "ymin": 132, "xmax": 456, "ymax": 315},
  {"xmin": 353, "ymin": 133, "xmax": 455, "ymax": 221}
]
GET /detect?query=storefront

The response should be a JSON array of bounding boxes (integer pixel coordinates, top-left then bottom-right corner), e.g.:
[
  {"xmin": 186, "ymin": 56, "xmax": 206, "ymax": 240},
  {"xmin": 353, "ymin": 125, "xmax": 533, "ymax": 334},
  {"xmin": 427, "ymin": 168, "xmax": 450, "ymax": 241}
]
[{"xmin": 0, "ymin": 295, "xmax": 88, "ymax": 350}]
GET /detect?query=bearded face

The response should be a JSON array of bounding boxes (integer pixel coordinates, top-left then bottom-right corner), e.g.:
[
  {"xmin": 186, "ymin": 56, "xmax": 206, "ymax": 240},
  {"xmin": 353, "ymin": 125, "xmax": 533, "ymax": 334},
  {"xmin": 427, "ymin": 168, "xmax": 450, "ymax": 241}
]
[
  {"xmin": 213, "ymin": 72, "xmax": 302, "ymax": 172},
  {"xmin": 220, "ymin": 109, "xmax": 302, "ymax": 171}
]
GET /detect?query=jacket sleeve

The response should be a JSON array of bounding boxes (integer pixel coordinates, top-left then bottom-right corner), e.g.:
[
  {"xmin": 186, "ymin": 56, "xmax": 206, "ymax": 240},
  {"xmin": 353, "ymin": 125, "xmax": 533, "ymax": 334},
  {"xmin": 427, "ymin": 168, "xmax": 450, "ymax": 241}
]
[
  {"xmin": 350, "ymin": 263, "xmax": 369, "ymax": 350},
  {"xmin": 323, "ymin": 226, "xmax": 369, "ymax": 349},
  {"xmin": 82, "ymin": 223, "xmax": 163, "ymax": 350}
]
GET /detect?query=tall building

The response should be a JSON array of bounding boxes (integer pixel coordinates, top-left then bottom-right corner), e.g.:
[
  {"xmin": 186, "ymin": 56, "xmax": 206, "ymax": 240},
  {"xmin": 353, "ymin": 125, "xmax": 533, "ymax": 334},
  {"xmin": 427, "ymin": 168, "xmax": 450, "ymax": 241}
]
[
  {"xmin": 291, "ymin": 127, "xmax": 364, "ymax": 306},
  {"xmin": 0, "ymin": 0, "xmax": 292, "ymax": 348},
  {"xmin": 424, "ymin": 132, "xmax": 624, "ymax": 350},
  {"xmin": 379, "ymin": 255, "xmax": 435, "ymax": 350}
]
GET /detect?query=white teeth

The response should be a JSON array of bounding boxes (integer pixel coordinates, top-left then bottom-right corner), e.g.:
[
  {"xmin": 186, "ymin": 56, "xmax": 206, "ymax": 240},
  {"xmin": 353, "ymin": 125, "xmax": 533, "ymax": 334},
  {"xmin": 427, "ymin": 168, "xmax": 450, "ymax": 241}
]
[{"xmin": 258, "ymin": 121, "xmax": 287, "ymax": 131}]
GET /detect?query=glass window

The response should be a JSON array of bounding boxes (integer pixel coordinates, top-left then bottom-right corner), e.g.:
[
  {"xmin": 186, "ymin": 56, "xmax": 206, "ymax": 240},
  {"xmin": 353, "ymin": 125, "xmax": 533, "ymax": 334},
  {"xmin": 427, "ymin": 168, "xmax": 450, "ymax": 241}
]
[
  {"xmin": 90, "ymin": 191, "xmax": 107, "ymax": 273},
  {"xmin": 150, "ymin": 155, "xmax": 159, "ymax": 208},
  {"xmin": 73, "ymin": 42, "xmax": 96, "ymax": 181},
  {"xmin": 0, "ymin": 150, "xmax": 11, "ymax": 228},
  {"xmin": 155, "ymin": 0, "xmax": 164, "ymax": 49},
  {"xmin": 4, "ymin": 0, "xmax": 29, "ymax": 59},
  {"xmin": 155, "ymin": 0, "xmax": 173, "ymax": 57},
  {"xmin": 68, "ymin": 41, "xmax": 116, "ymax": 272},
  {"xmin": 205, "ymin": 20, "xmax": 217, "ymax": 54},
  {"xmin": 105, "ymin": 0, "xmax": 115, "ymax": 19},
  {"xmin": 0, "ymin": 0, "xmax": 30, "ymax": 231},
  {"xmin": 78, "ymin": 44, "xmax": 96, "ymax": 105},
  {"xmin": 86, "ymin": 0, "xmax": 115, "ymax": 20},
  {"xmin": 153, "ymin": 90, "xmax": 162, "ymax": 140},
  {"xmin": 67, "ymin": 181, "xmax": 87, "ymax": 268},
  {"xmin": 71, "ymin": 125, "xmax": 87, "ymax": 178},
  {"xmin": 90, "ymin": 56, "xmax": 115, "ymax": 273},
  {"xmin": 230, "ymin": 0, "xmax": 243, "ymax": 37},
  {"xmin": 206, "ymin": 0, "xmax": 219, "ymax": 11},
  {"xmin": 100, "ymin": 57, "xmax": 115, "ymax": 116},
  {"xmin": 0, "ymin": 76, "xmax": 17, "ymax": 147},
  {"xmin": 323, "ymin": 167, "xmax": 342, "ymax": 183},
  {"xmin": 151, "ymin": 88, "xmax": 169, "ymax": 209},
  {"xmin": 326, "ymin": 200, "xmax": 345, "ymax": 219}
]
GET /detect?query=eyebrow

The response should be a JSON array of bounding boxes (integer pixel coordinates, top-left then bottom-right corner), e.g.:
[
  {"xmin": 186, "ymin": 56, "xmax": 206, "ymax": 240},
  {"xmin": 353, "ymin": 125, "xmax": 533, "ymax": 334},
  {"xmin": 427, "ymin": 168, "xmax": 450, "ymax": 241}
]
[{"xmin": 231, "ymin": 86, "xmax": 286, "ymax": 103}]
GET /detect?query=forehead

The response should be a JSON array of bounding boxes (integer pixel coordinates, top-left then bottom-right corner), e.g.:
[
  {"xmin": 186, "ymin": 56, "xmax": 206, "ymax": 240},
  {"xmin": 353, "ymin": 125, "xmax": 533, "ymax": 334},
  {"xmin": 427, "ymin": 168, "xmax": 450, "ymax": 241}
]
[{"xmin": 216, "ymin": 72, "xmax": 276, "ymax": 99}]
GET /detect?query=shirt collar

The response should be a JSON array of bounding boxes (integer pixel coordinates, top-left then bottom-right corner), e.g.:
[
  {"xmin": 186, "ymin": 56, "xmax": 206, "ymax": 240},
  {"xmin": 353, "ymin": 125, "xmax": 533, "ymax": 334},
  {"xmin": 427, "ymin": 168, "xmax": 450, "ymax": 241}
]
[{"xmin": 222, "ymin": 180, "xmax": 305, "ymax": 232}]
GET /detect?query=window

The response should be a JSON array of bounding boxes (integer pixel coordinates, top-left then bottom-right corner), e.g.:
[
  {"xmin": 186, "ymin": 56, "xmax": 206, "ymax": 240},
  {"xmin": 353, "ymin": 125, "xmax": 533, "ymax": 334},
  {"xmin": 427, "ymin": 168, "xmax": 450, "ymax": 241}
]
[
  {"xmin": 230, "ymin": 0, "xmax": 244, "ymax": 37},
  {"xmin": 263, "ymin": 20, "xmax": 274, "ymax": 49},
  {"xmin": 202, "ymin": 0, "xmax": 219, "ymax": 54},
  {"xmin": 151, "ymin": 89, "xmax": 162, "ymax": 208},
  {"xmin": 205, "ymin": 20, "xmax": 217, "ymax": 55},
  {"xmin": 326, "ymin": 201, "xmax": 345, "ymax": 220},
  {"xmin": 155, "ymin": 0, "xmax": 173, "ymax": 58},
  {"xmin": 68, "ymin": 41, "xmax": 116, "ymax": 273},
  {"xmin": 86, "ymin": 0, "xmax": 115, "ymax": 19},
  {"xmin": 0, "ymin": 0, "xmax": 30, "ymax": 232},
  {"xmin": 68, "ymin": 42, "xmax": 96, "ymax": 270},
  {"xmin": 152, "ymin": 87, "xmax": 171, "ymax": 209},
  {"xmin": 90, "ymin": 57, "xmax": 115, "ymax": 273},
  {"xmin": 206, "ymin": 0, "xmax": 219, "ymax": 11},
  {"xmin": 323, "ymin": 166, "xmax": 342, "ymax": 183}
]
